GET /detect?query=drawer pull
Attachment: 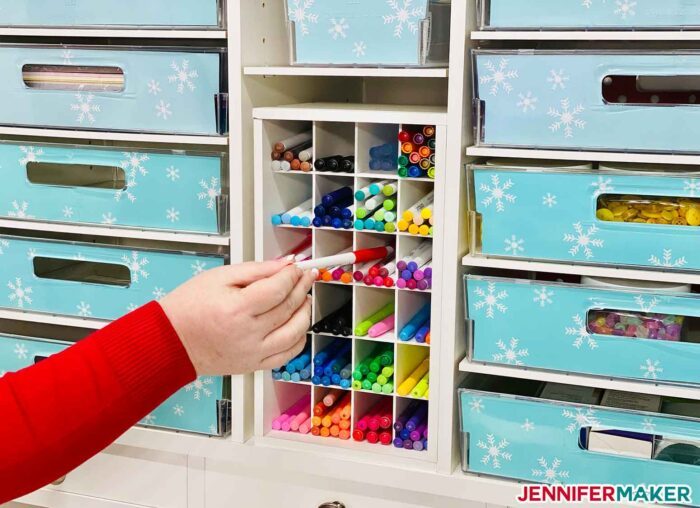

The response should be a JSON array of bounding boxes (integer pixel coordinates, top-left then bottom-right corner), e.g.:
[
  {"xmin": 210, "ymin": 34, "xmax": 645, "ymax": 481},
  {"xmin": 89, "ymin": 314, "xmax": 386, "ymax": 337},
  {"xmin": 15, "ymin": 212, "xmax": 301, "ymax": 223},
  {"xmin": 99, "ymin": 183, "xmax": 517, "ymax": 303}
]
[
  {"xmin": 33, "ymin": 257, "xmax": 132, "ymax": 288},
  {"xmin": 318, "ymin": 502, "xmax": 346, "ymax": 508},
  {"xmin": 27, "ymin": 161, "xmax": 126, "ymax": 191},
  {"xmin": 22, "ymin": 64, "xmax": 125, "ymax": 92}
]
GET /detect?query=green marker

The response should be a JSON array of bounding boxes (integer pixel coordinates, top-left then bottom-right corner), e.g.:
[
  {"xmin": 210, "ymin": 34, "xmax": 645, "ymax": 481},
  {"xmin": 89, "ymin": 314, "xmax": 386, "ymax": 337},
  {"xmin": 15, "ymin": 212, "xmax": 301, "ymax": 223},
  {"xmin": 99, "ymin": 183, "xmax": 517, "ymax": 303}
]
[
  {"xmin": 361, "ymin": 379, "xmax": 373, "ymax": 391},
  {"xmin": 411, "ymin": 373, "xmax": 429, "ymax": 398},
  {"xmin": 372, "ymin": 383, "xmax": 382, "ymax": 393},
  {"xmin": 398, "ymin": 167, "xmax": 408, "ymax": 178},
  {"xmin": 379, "ymin": 350, "xmax": 394, "ymax": 367},
  {"xmin": 367, "ymin": 372, "xmax": 378, "ymax": 383},
  {"xmin": 374, "ymin": 209, "xmax": 386, "ymax": 222},
  {"xmin": 382, "ymin": 183, "xmax": 398, "ymax": 197},
  {"xmin": 383, "ymin": 199, "xmax": 395, "ymax": 211},
  {"xmin": 352, "ymin": 380, "xmax": 362, "ymax": 390},
  {"xmin": 381, "ymin": 366, "xmax": 394, "ymax": 378},
  {"xmin": 356, "ymin": 207, "xmax": 371, "ymax": 219},
  {"xmin": 354, "ymin": 302, "xmax": 395, "ymax": 336},
  {"xmin": 428, "ymin": 167, "xmax": 435, "ymax": 179},
  {"xmin": 381, "ymin": 382, "xmax": 394, "ymax": 395},
  {"xmin": 398, "ymin": 155, "xmax": 409, "ymax": 167},
  {"xmin": 384, "ymin": 211, "xmax": 396, "ymax": 223},
  {"xmin": 384, "ymin": 222, "xmax": 396, "ymax": 233}
]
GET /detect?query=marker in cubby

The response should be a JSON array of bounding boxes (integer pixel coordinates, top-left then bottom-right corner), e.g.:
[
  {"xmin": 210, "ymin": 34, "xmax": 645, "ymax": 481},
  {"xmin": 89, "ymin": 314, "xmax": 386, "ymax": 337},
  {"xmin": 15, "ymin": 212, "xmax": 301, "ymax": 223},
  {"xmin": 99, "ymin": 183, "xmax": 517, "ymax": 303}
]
[
  {"xmin": 296, "ymin": 246, "xmax": 393, "ymax": 271},
  {"xmin": 399, "ymin": 304, "xmax": 430, "ymax": 344},
  {"xmin": 397, "ymin": 241, "xmax": 432, "ymax": 290},
  {"xmin": 276, "ymin": 233, "xmax": 313, "ymax": 262},
  {"xmin": 369, "ymin": 142, "xmax": 399, "ymax": 172},
  {"xmin": 398, "ymin": 126, "xmax": 436, "ymax": 180},
  {"xmin": 352, "ymin": 344, "xmax": 395, "ymax": 394},
  {"xmin": 271, "ymin": 198, "xmax": 314, "ymax": 227},
  {"xmin": 272, "ymin": 392, "xmax": 312, "ymax": 434},
  {"xmin": 398, "ymin": 191, "xmax": 434, "ymax": 237},
  {"xmin": 355, "ymin": 301, "xmax": 395, "ymax": 338},
  {"xmin": 311, "ymin": 301, "xmax": 353, "ymax": 337},
  {"xmin": 394, "ymin": 401, "xmax": 428, "ymax": 451},
  {"xmin": 315, "ymin": 155, "xmax": 355, "ymax": 173},
  {"xmin": 312, "ymin": 340, "xmax": 352, "ymax": 389},
  {"xmin": 313, "ymin": 186, "xmax": 354, "ymax": 229},
  {"xmin": 353, "ymin": 398, "xmax": 393, "ymax": 445},
  {"xmin": 355, "ymin": 180, "xmax": 398, "ymax": 233},
  {"xmin": 272, "ymin": 342, "xmax": 312, "ymax": 383},
  {"xmin": 271, "ymin": 131, "xmax": 313, "ymax": 172},
  {"xmin": 397, "ymin": 357, "xmax": 429, "ymax": 399},
  {"xmin": 311, "ymin": 391, "xmax": 351, "ymax": 440}
]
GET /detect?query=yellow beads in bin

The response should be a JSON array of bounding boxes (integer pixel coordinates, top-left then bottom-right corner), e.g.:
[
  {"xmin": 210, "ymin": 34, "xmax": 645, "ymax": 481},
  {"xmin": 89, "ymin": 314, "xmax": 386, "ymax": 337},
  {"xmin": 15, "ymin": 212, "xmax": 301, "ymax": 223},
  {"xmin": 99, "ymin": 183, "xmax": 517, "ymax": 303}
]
[{"xmin": 597, "ymin": 195, "xmax": 700, "ymax": 227}]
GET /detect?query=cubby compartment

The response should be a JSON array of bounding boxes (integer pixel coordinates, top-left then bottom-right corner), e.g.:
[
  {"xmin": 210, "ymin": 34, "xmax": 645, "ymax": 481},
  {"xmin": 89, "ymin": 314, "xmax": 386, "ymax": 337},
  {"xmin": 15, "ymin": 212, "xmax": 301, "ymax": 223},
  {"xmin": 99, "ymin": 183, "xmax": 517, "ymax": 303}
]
[
  {"xmin": 266, "ymin": 120, "xmax": 314, "ymax": 173},
  {"xmin": 396, "ymin": 344, "xmax": 430, "ymax": 400},
  {"xmin": 356, "ymin": 123, "xmax": 400, "ymax": 177},
  {"xmin": 311, "ymin": 387, "xmax": 352, "ymax": 439},
  {"xmin": 355, "ymin": 178, "xmax": 399, "ymax": 234},
  {"xmin": 313, "ymin": 122, "xmax": 355, "ymax": 175},
  {"xmin": 394, "ymin": 398, "xmax": 429, "ymax": 452},
  {"xmin": 397, "ymin": 291, "xmax": 431, "ymax": 345},
  {"xmin": 354, "ymin": 286, "xmax": 396, "ymax": 342},
  {"xmin": 313, "ymin": 283, "xmax": 353, "ymax": 336},
  {"xmin": 398, "ymin": 179, "xmax": 434, "ymax": 237},
  {"xmin": 353, "ymin": 338, "xmax": 395, "ymax": 395},
  {"xmin": 271, "ymin": 334, "xmax": 312, "ymax": 385},
  {"xmin": 398, "ymin": 124, "xmax": 437, "ymax": 180},
  {"xmin": 312, "ymin": 335, "xmax": 352, "ymax": 389},
  {"xmin": 267, "ymin": 173, "xmax": 313, "ymax": 230},
  {"xmin": 353, "ymin": 391, "xmax": 394, "ymax": 445},
  {"xmin": 264, "ymin": 379, "xmax": 311, "ymax": 437},
  {"xmin": 397, "ymin": 236, "xmax": 433, "ymax": 292}
]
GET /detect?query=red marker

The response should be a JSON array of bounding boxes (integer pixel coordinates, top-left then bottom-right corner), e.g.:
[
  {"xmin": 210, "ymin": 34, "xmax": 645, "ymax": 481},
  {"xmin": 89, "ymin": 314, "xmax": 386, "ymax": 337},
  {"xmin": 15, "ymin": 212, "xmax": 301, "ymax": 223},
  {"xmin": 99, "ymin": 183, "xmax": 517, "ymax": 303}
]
[{"xmin": 296, "ymin": 247, "xmax": 394, "ymax": 271}]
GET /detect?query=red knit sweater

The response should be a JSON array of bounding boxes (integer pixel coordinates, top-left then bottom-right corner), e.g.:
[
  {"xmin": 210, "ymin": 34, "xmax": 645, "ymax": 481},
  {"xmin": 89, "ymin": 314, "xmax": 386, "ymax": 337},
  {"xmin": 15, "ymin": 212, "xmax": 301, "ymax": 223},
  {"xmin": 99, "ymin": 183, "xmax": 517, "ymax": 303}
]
[{"xmin": 0, "ymin": 301, "xmax": 196, "ymax": 503}]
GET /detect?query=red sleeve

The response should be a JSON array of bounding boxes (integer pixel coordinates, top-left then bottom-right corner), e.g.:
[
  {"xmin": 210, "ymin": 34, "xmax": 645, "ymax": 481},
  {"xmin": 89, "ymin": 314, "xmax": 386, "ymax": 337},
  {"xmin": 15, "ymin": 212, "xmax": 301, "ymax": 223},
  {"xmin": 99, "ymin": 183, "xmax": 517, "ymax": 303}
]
[{"xmin": 0, "ymin": 301, "xmax": 196, "ymax": 504}]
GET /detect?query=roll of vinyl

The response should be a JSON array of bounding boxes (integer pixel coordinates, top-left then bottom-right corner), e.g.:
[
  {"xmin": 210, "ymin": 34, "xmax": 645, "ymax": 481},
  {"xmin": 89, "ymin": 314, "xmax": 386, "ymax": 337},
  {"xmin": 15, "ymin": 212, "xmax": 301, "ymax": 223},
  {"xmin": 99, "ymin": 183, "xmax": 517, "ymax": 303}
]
[{"xmin": 581, "ymin": 276, "xmax": 691, "ymax": 294}]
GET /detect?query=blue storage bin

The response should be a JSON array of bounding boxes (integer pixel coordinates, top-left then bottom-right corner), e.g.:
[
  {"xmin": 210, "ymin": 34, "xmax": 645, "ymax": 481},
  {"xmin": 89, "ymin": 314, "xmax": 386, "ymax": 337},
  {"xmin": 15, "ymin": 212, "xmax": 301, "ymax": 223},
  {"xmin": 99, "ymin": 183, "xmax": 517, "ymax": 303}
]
[
  {"xmin": 474, "ymin": 50, "xmax": 700, "ymax": 153},
  {"xmin": 480, "ymin": 0, "xmax": 700, "ymax": 29},
  {"xmin": 0, "ymin": 0, "xmax": 221, "ymax": 28},
  {"xmin": 0, "ymin": 45, "xmax": 227, "ymax": 136},
  {"xmin": 466, "ymin": 275, "xmax": 700, "ymax": 386},
  {"xmin": 469, "ymin": 165, "xmax": 700, "ymax": 271},
  {"xmin": 286, "ymin": 0, "xmax": 450, "ymax": 66},
  {"xmin": 0, "ymin": 334, "xmax": 229, "ymax": 436},
  {"xmin": 459, "ymin": 379, "xmax": 700, "ymax": 498},
  {"xmin": 0, "ymin": 235, "xmax": 224, "ymax": 320},
  {"xmin": 0, "ymin": 141, "xmax": 227, "ymax": 234}
]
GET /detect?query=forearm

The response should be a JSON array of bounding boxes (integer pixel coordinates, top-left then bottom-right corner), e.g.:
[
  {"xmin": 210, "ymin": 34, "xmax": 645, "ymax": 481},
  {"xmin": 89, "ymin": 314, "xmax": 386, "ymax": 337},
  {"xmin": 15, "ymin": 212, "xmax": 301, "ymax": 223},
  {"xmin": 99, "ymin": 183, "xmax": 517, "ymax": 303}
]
[{"xmin": 0, "ymin": 301, "xmax": 196, "ymax": 503}]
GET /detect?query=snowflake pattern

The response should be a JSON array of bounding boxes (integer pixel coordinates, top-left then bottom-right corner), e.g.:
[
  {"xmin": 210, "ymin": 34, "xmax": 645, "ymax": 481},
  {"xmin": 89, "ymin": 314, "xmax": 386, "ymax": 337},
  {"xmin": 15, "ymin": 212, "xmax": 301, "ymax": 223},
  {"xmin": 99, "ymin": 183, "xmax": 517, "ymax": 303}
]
[
  {"xmin": 473, "ymin": 282, "xmax": 508, "ymax": 318},
  {"xmin": 62, "ymin": 206, "xmax": 74, "ymax": 219},
  {"xmin": 71, "ymin": 93, "xmax": 101, "ymax": 124},
  {"xmin": 0, "ymin": 239, "xmax": 9, "ymax": 256},
  {"xmin": 383, "ymin": 0, "xmax": 425, "ymax": 38},
  {"xmin": 533, "ymin": 287, "xmax": 554, "ymax": 307},
  {"xmin": 121, "ymin": 251, "xmax": 150, "ymax": 283},
  {"xmin": 126, "ymin": 303, "xmax": 139, "ymax": 312},
  {"xmin": 469, "ymin": 398, "xmax": 485, "ymax": 413},
  {"xmin": 548, "ymin": 99, "xmax": 585, "ymax": 139},
  {"xmin": 480, "ymin": 58, "xmax": 518, "ymax": 96},
  {"xmin": 547, "ymin": 70, "xmax": 569, "ymax": 91},
  {"xmin": 591, "ymin": 176, "xmax": 614, "ymax": 193},
  {"xmin": 14, "ymin": 343, "xmax": 28, "ymax": 359},
  {"xmin": 563, "ymin": 222, "xmax": 604, "ymax": 260},
  {"xmin": 76, "ymin": 302, "xmax": 92, "ymax": 317},
  {"xmin": 166, "ymin": 166, "xmax": 180, "ymax": 182},
  {"xmin": 562, "ymin": 407, "xmax": 599, "ymax": 433},
  {"xmin": 8, "ymin": 201, "xmax": 33, "ymax": 219},
  {"xmin": 116, "ymin": 152, "xmax": 149, "ymax": 203},
  {"xmin": 480, "ymin": 174, "xmax": 516, "ymax": 212},
  {"xmin": 168, "ymin": 60, "xmax": 198, "ymax": 94},
  {"xmin": 634, "ymin": 294, "xmax": 659, "ymax": 313},
  {"xmin": 185, "ymin": 377, "xmax": 214, "ymax": 400},
  {"xmin": 641, "ymin": 359, "xmax": 663, "ymax": 379},
  {"xmin": 352, "ymin": 41, "xmax": 367, "ymax": 57},
  {"xmin": 192, "ymin": 260, "xmax": 207, "ymax": 276},
  {"xmin": 166, "ymin": 208, "xmax": 180, "ymax": 223},
  {"xmin": 19, "ymin": 146, "xmax": 43, "ymax": 166},
  {"xmin": 522, "ymin": 419, "xmax": 535, "ymax": 432},
  {"xmin": 198, "ymin": 177, "xmax": 221, "ymax": 210},
  {"xmin": 62, "ymin": 50, "xmax": 74, "ymax": 64},
  {"xmin": 101, "ymin": 212, "xmax": 117, "ymax": 225},
  {"xmin": 504, "ymin": 235, "xmax": 525, "ymax": 255},
  {"xmin": 532, "ymin": 457, "xmax": 570, "ymax": 484},
  {"xmin": 649, "ymin": 249, "xmax": 687, "ymax": 268},
  {"xmin": 147, "ymin": 80, "xmax": 161, "ymax": 95},
  {"xmin": 328, "ymin": 18, "xmax": 349, "ymax": 39},
  {"xmin": 615, "ymin": 0, "xmax": 636, "ymax": 18},
  {"xmin": 566, "ymin": 314, "xmax": 598, "ymax": 350},
  {"xmin": 542, "ymin": 193, "xmax": 557, "ymax": 208},
  {"xmin": 8, "ymin": 278, "xmax": 32, "ymax": 308},
  {"xmin": 152, "ymin": 287, "xmax": 167, "ymax": 299},
  {"xmin": 173, "ymin": 405, "xmax": 185, "ymax": 416},
  {"xmin": 684, "ymin": 179, "xmax": 700, "ymax": 196},
  {"xmin": 156, "ymin": 100, "xmax": 172, "ymax": 120},
  {"xmin": 492, "ymin": 338, "xmax": 529, "ymax": 366},
  {"xmin": 642, "ymin": 418, "xmax": 656, "ymax": 432},
  {"xmin": 289, "ymin": 0, "xmax": 319, "ymax": 36},
  {"xmin": 516, "ymin": 91, "xmax": 538, "ymax": 113},
  {"xmin": 477, "ymin": 434, "xmax": 512, "ymax": 470},
  {"xmin": 141, "ymin": 414, "xmax": 157, "ymax": 425}
]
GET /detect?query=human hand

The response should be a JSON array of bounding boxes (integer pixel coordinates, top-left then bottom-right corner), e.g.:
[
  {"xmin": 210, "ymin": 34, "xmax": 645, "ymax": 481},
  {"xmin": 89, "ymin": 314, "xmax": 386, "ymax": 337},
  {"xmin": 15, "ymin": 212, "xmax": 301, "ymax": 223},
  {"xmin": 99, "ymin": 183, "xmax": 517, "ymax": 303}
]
[{"xmin": 160, "ymin": 260, "xmax": 315, "ymax": 376}]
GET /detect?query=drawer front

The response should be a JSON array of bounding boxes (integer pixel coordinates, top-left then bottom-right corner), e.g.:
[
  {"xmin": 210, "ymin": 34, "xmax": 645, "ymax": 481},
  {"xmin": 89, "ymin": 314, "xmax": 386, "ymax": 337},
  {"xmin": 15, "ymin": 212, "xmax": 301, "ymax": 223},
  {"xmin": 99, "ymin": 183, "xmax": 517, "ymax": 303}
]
[
  {"xmin": 466, "ymin": 276, "xmax": 700, "ymax": 386},
  {"xmin": 0, "ymin": 142, "xmax": 225, "ymax": 234},
  {"xmin": 0, "ymin": 236, "xmax": 224, "ymax": 320},
  {"xmin": 0, "ymin": 46, "xmax": 224, "ymax": 135},
  {"xmin": 475, "ymin": 51, "xmax": 700, "ymax": 153},
  {"xmin": 460, "ymin": 390, "xmax": 700, "ymax": 489},
  {"xmin": 0, "ymin": 334, "xmax": 226, "ymax": 436},
  {"xmin": 471, "ymin": 167, "xmax": 699, "ymax": 271},
  {"xmin": 485, "ymin": 0, "xmax": 700, "ymax": 28},
  {"xmin": 0, "ymin": 0, "xmax": 220, "ymax": 28}
]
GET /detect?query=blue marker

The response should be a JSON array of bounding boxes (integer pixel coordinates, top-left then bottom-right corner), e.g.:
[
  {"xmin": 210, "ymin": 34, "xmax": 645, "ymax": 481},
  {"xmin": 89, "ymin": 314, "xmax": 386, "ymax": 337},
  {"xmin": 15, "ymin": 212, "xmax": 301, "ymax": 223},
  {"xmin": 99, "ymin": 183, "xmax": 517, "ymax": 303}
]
[
  {"xmin": 415, "ymin": 325, "xmax": 430, "ymax": 343},
  {"xmin": 271, "ymin": 214, "xmax": 283, "ymax": 225},
  {"xmin": 399, "ymin": 304, "xmax": 431, "ymax": 341}
]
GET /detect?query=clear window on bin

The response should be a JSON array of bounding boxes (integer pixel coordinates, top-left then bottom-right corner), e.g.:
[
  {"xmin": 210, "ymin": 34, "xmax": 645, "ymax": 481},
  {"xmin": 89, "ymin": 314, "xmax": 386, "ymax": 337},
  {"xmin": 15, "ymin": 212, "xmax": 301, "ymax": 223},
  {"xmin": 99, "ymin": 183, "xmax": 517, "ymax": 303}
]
[
  {"xmin": 22, "ymin": 64, "xmax": 125, "ymax": 92},
  {"xmin": 603, "ymin": 75, "xmax": 700, "ymax": 106},
  {"xmin": 33, "ymin": 257, "xmax": 131, "ymax": 287},
  {"xmin": 586, "ymin": 307, "xmax": 699, "ymax": 344},
  {"xmin": 27, "ymin": 162, "xmax": 126, "ymax": 190},
  {"xmin": 596, "ymin": 194, "xmax": 700, "ymax": 227}
]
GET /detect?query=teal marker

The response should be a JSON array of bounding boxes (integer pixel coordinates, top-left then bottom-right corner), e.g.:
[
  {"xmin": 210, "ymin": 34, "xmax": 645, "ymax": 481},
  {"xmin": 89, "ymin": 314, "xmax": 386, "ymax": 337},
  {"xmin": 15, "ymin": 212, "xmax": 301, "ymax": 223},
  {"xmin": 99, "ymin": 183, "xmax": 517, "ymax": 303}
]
[{"xmin": 399, "ymin": 304, "xmax": 431, "ymax": 341}]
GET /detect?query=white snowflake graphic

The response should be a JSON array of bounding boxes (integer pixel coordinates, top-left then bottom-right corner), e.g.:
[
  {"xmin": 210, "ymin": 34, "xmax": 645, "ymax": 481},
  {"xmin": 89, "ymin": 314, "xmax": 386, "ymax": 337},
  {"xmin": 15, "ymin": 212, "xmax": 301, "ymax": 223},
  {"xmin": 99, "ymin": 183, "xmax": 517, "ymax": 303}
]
[
  {"xmin": 8, "ymin": 278, "xmax": 32, "ymax": 308},
  {"xmin": 192, "ymin": 261, "xmax": 207, "ymax": 276},
  {"xmin": 563, "ymin": 222, "xmax": 604, "ymax": 260},
  {"xmin": 185, "ymin": 377, "xmax": 214, "ymax": 400},
  {"xmin": 115, "ymin": 152, "xmax": 149, "ymax": 203},
  {"xmin": 8, "ymin": 201, "xmax": 34, "ymax": 219},
  {"xmin": 562, "ymin": 407, "xmax": 599, "ymax": 433},
  {"xmin": 101, "ymin": 212, "xmax": 117, "ymax": 225},
  {"xmin": 469, "ymin": 398, "xmax": 485, "ymax": 413},
  {"xmin": 641, "ymin": 359, "xmax": 663, "ymax": 379},
  {"xmin": 352, "ymin": 41, "xmax": 367, "ymax": 57},
  {"xmin": 591, "ymin": 176, "xmax": 614, "ymax": 193},
  {"xmin": 477, "ymin": 434, "xmax": 512, "ymax": 470},
  {"xmin": 522, "ymin": 419, "xmax": 535, "ymax": 432},
  {"xmin": 76, "ymin": 302, "xmax": 92, "ymax": 317},
  {"xmin": 141, "ymin": 414, "xmax": 157, "ymax": 425},
  {"xmin": 634, "ymin": 294, "xmax": 659, "ymax": 313},
  {"xmin": 19, "ymin": 146, "xmax": 43, "ymax": 166},
  {"xmin": 480, "ymin": 58, "xmax": 518, "ymax": 96},
  {"xmin": 582, "ymin": 0, "xmax": 593, "ymax": 6},
  {"xmin": 548, "ymin": 99, "xmax": 585, "ymax": 139},
  {"xmin": 26, "ymin": 248, "xmax": 36, "ymax": 260},
  {"xmin": 547, "ymin": 69, "xmax": 570, "ymax": 91},
  {"xmin": 147, "ymin": 80, "xmax": 161, "ymax": 95},
  {"xmin": 532, "ymin": 457, "xmax": 570, "ymax": 484},
  {"xmin": 328, "ymin": 18, "xmax": 349, "ymax": 39},
  {"xmin": 473, "ymin": 282, "xmax": 508, "ymax": 318},
  {"xmin": 289, "ymin": 0, "xmax": 319, "ymax": 36},
  {"xmin": 62, "ymin": 50, "xmax": 74, "ymax": 64},
  {"xmin": 14, "ymin": 343, "xmax": 28, "ymax": 359},
  {"xmin": 166, "ymin": 166, "xmax": 180, "ymax": 182},
  {"xmin": 198, "ymin": 177, "xmax": 221, "ymax": 210},
  {"xmin": 517, "ymin": 91, "xmax": 538, "ymax": 113},
  {"xmin": 492, "ymin": 338, "xmax": 529, "ymax": 366},
  {"xmin": 173, "ymin": 405, "xmax": 185, "ymax": 416},
  {"xmin": 62, "ymin": 206, "xmax": 74, "ymax": 219},
  {"xmin": 383, "ymin": 0, "xmax": 425, "ymax": 38},
  {"xmin": 73, "ymin": 253, "xmax": 86, "ymax": 261},
  {"xmin": 121, "ymin": 251, "xmax": 150, "ymax": 283},
  {"xmin": 168, "ymin": 60, "xmax": 198, "ymax": 94},
  {"xmin": 0, "ymin": 239, "xmax": 9, "ymax": 256},
  {"xmin": 649, "ymin": 249, "xmax": 687, "ymax": 268},
  {"xmin": 642, "ymin": 418, "xmax": 656, "ymax": 432},
  {"xmin": 504, "ymin": 235, "xmax": 525, "ymax": 255},
  {"xmin": 155, "ymin": 100, "xmax": 172, "ymax": 120},
  {"xmin": 542, "ymin": 193, "xmax": 558, "ymax": 208},
  {"xmin": 166, "ymin": 207, "xmax": 180, "ymax": 223},
  {"xmin": 533, "ymin": 287, "xmax": 554, "ymax": 307},
  {"xmin": 152, "ymin": 287, "xmax": 167, "ymax": 299},
  {"xmin": 71, "ymin": 93, "xmax": 101, "ymax": 124},
  {"xmin": 566, "ymin": 314, "xmax": 598, "ymax": 350},
  {"xmin": 684, "ymin": 179, "xmax": 700, "ymax": 196},
  {"xmin": 126, "ymin": 303, "xmax": 139, "ymax": 312},
  {"xmin": 615, "ymin": 0, "xmax": 636, "ymax": 18},
  {"xmin": 480, "ymin": 174, "xmax": 516, "ymax": 212}
]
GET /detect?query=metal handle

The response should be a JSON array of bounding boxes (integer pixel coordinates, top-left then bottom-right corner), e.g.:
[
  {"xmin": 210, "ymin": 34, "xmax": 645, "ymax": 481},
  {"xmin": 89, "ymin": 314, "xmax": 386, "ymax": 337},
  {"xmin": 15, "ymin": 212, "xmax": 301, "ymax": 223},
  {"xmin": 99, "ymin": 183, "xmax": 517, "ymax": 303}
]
[{"xmin": 318, "ymin": 502, "xmax": 346, "ymax": 508}]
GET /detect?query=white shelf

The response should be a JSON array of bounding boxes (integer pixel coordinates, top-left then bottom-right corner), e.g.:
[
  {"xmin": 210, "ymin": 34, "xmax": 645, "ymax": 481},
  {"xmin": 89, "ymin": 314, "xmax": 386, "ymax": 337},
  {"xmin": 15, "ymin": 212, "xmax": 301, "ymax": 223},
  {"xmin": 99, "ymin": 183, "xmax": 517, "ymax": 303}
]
[
  {"xmin": 466, "ymin": 145, "xmax": 700, "ymax": 165},
  {"xmin": 244, "ymin": 66, "xmax": 448, "ymax": 78},
  {"xmin": 254, "ymin": 102, "xmax": 448, "ymax": 125},
  {"xmin": 0, "ymin": 309, "xmax": 107, "ymax": 330},
  {"xmin": 463, "ymin": 254, "xmax": 700, "ymax": 285},
  {"xmin": 472, "ymin": 30, "xmax": 700, "ymax": 41},
  {"xmin": 0, "ymin": 27, "xmax": 226, "ymax": 38},
  {"xmin": 459, "ymin": 359, "xmax": 700, "ymax": 400},
  {"xmin": 0, "ymin": 219, "xmax": 230, "ymax": 246}
]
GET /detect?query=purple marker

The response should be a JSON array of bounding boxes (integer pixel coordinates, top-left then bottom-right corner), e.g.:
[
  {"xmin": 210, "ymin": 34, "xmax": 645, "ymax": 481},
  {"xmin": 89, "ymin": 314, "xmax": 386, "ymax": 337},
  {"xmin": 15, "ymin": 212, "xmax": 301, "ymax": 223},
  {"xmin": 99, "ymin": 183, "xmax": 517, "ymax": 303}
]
[
  {"xmin": 403, "ymin": 439, "xmax": 414, "ymax": 450},
  {"xmin": 415, "ymin": 325, "xmax": 430, "ymax": 343},
  {"xmin": 413, "ymin": 440, "xmax": 424, "ymax": 451},
  {"xmin": 424, "ymin": 267, "xmax": 433, "ymax": 279},
  {"xmin": 417, "ymin": 279, "xmax": 430, "ymax": 291},
  {"xmin": 406, "ymin": 404, "xmax": 428, "ymax": 432},
  {"xmin": 410, "ymin": 423, "xmax": 427, "ymax": 442},
  {"xmin": 396, "ymin": 278, "xmax": 407, "ymax": 289},
  {"xmin": 393, "ymin": 437, "xmax": 404, "ymax": 448},
  {"xmin": 397, "ymin": 260, "xmax": 408, "ymax": 271}
]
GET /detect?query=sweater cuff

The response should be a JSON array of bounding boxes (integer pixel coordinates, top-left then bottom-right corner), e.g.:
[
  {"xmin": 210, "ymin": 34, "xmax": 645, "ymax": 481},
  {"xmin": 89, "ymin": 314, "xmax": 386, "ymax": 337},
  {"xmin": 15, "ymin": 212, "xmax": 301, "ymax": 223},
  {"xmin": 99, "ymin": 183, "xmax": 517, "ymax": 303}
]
[{"xmin": 95, "ymin": 301, "xmax": 197, "ymax": 403}]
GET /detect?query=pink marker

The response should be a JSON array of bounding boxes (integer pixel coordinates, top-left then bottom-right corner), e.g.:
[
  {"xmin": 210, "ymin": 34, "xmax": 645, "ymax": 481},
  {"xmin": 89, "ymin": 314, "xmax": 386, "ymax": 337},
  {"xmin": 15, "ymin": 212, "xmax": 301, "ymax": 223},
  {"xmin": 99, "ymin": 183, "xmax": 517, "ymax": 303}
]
[
  {"xmin": 373, "ymin": 275, "xmax": 384, "ymax": 286},
  {"xmin": 368, "ymin": 314, "xmax": 395, "ymax": 338},
  {"xmin": 355, "ymin": 415, "xmax": 371, "ymax": 431},
  {"xmin": 417, "ymin": 279, "xmax": 430, "ymax": 291},
  {"xmin": 271, "ymin": 413, "xmax": 291, "ymax": 431},
  {"xmin": 290, "ymin": 408, "xmax": 311, "ymax": 431},
  {"xmin": 396, "ymin": 278, "xmax": 407, "ymax": 289},
  {"xmin": 298, "ymin": 416, "xmax": 313, "ymax": 434},
  {"xmin": 332, "ymin": 264, "xmax": 352, "ymax": 281},
  {"xmin": 414, "ymin": 262, "xmax": 431, "ymax": 281},
  {"xmin": 353, "ymin": 260, "xmax": 374, "ymax": 281},
  {"xmin": 273, "ymin": 394, "xmax": 310, "ymax": 431}
]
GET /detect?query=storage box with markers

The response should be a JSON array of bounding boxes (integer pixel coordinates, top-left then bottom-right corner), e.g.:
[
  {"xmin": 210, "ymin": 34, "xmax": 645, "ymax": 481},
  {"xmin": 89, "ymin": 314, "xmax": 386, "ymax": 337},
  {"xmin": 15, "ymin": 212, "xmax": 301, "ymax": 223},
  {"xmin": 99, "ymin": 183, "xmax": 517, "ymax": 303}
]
[
  {"xmin": 0, "ymin": 44, "xmax": 228, "ymax": 135},
  {"xmin": 468, "ymin": 163, "xmax": 700, "ymax": 271},
  {"xmin": 459, "ymin": 374, "xmax": 700, "ymax": 492},
  {"xmin": 285, "ymin": 0, "xmax": 451, "ymax": 66},
  {"xmin": 473, "ymin": 50, "xmax": 700, "ymax": 153}
]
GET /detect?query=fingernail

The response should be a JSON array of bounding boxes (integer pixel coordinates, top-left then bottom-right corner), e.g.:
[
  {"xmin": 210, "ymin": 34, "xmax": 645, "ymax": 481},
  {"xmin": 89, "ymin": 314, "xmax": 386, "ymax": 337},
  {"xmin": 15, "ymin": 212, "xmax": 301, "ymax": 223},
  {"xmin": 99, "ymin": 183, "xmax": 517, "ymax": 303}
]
[
  {"xmin": 310, "ymin": 268, "xmax": 319, "ymax": 279},
  {"xmin": 284, "ymin": 254, "xmax": 295, "ymax": 262}
]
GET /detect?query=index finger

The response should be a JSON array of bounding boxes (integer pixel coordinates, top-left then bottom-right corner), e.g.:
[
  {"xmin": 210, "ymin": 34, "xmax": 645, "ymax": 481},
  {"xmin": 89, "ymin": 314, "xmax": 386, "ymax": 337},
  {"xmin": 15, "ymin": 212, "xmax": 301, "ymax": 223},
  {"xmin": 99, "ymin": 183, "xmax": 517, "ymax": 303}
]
[
  {"xmin": 240, "ymin": 264, "xmax": 304, "ymax": 315},
  {"xmin": 221, "ymin": 259, "xmax": 292, "ymax": 287}
]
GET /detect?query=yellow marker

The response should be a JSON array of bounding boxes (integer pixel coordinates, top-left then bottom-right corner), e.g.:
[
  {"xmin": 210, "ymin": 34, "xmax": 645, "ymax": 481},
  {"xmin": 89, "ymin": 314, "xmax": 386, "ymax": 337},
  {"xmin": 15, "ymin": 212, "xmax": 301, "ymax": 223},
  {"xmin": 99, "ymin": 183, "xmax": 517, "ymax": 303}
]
[
  {"xmin": 408, "ymin": 224, "xmax": 420, "ymax": 235},
  {"xmin": 397, "ymin": 219, "xmax": 410, "ymax": 232},
  {"xmin": 411, "ymin": 372, "xmax": 430, "ymax": 398},
  {"xmin": 420, "ymin": 207, "xmax": 432, "ymax": 220},
  {"xmin": 418, "ymin": 225, "xmax": 430, "ymax": 236},
  {"xmin": 397, "ymin": 358, "xmax": 430, "ymax": 396}
]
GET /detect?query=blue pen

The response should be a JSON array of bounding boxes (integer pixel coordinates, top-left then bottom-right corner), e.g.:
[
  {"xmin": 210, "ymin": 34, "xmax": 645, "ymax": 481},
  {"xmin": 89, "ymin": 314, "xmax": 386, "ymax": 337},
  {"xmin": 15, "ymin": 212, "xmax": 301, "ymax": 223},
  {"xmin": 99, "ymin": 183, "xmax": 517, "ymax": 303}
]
[
  {"xmin": 399, "ymin": 304, "xmax": 431, "ymax": 341},
  {"xmin": 415, "ymin": 325, "xmax": 430, "ymax": 343}
]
